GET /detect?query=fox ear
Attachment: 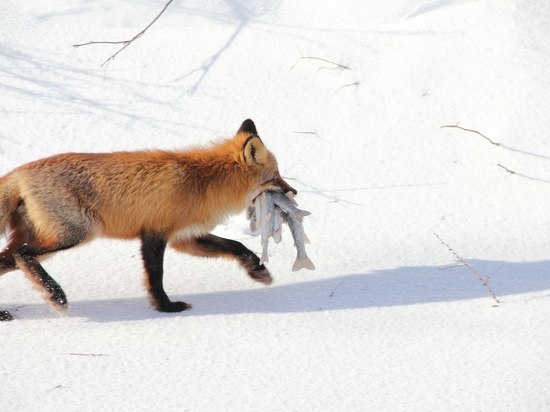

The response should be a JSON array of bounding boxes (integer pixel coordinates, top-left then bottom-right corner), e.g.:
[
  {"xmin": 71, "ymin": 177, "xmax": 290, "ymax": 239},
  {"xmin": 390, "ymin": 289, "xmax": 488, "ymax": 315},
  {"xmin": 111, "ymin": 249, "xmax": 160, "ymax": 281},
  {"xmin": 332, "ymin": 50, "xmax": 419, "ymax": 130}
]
[
  {"xmin": 243, "ymin": 136, "xmax": 268, "ymax": 166},
  {"xmin": 238, "ymin": 119, "xmax": 258, "ymax": 135}
]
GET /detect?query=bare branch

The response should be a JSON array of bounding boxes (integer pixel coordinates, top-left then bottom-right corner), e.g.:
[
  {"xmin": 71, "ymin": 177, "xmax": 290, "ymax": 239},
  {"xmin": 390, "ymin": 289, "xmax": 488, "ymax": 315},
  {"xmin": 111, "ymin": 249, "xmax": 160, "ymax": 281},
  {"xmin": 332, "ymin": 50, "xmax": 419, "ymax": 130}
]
[
  {"xmin": 434, "ymin": 233, "xmax": 500, "ymax": 305},
  {"xmin": 441, "ymin": 123, "xmax": 500, "ymax": 146},
  {"xmin": 73, "ymin": 0, "xmax": 174, "ymax": 66}
]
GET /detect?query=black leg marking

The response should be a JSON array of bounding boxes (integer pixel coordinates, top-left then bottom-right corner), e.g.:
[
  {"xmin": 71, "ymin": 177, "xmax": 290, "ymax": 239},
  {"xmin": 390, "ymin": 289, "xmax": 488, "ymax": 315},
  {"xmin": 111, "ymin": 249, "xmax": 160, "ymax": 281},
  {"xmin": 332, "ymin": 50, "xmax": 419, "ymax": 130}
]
[
  {"xmin": 194, "ymin": 234, "xmax": 273, "ymax": 285},
  {"xmin": 14, "ymin": 248, "xmax": 68, "ymax": 312},
  {"xmin": 0, "ymin": 310, "xmax": 13, "ymax": 321},
  {"xmin": 141, "ymin": 231, "xmax": 190, "ymax": 312},
  {"xmin": 0, "ymin": 254, "xmax": 16, "ymax": 276}
]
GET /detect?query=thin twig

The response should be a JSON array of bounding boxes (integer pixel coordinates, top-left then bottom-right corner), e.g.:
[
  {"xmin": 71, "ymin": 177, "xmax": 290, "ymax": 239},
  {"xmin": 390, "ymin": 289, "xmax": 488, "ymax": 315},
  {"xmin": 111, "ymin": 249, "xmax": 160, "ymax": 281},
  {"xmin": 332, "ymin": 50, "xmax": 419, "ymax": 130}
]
[
  {"xmin": 293, "ymin": 131, "xmax": 319, "ymax": 136},
  {"xmin": 73, "ymin": 0, "xmax": 174, "ymax": 66},
  {"xmin": 497, "ymin": 164, "xmax": 515, "ymax": 174},
  {"xmin": 441, "ymin": 123, "xmax": 500, "ymax": 146},
  {"xmin": 293, "ymin": 130, "xmax": 334, "ymax": 147},
  {"xmin": 335, "ymin": 82, "xmax": 360, "ymax": 94},
  {"xmin": 438, "ymin": 264, "xmax": 466, "ymax": 271},
  {"xmin": 46, "ymin": 384, "xmax": 66, "ymax": 393},
  {"xmin": 434, "ymin": 233, "xmax": 500, "ymax": 305},
  {"xmin": 497, "ymin": 163, "xmax": 550, "ymax": 184},
  {"xmin": 73, "ymin": 40, "xmax": 129, "ymax": 47},
  {"xmin": 291, "ymin": 56, "xmax": 351, "ymax": 71}
]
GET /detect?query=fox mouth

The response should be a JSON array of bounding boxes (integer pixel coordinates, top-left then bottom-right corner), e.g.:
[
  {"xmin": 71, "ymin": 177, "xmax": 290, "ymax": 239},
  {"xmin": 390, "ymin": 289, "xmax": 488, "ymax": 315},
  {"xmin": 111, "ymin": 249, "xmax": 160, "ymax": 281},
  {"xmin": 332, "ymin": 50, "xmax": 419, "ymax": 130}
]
[
  {"xmin": 265, "ymin": 175, "xmax": 297, "ymax": 195},
  {"xmin": 250, "ymin": 187, "xmax": 298, "ymax": 208},
  {"xmin": 249, "ymin": 174, "xmax": 297, "ymax": 206}
]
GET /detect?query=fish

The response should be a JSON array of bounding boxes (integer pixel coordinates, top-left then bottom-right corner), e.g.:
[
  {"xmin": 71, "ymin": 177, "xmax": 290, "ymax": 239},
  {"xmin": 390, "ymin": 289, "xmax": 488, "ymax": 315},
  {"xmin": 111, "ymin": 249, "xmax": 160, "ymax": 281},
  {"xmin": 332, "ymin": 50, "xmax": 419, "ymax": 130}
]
[
  {"xmin": 269, "ymin": 191, "xmax": 315, "ymax": 271},
  {"xmin": 249, "ymin": 190, "xmax": 315, "ymax": 271},
  {"xmin": 247, "ymin": 204, "xmax": 258, "ymax": 233},
  {"xmin": 256, "ymin": 191, "xmax": 274, "ymax": 265},
  {"xmin": 271, "ymin": 205, "xmax": 283, "ymax": 244}
]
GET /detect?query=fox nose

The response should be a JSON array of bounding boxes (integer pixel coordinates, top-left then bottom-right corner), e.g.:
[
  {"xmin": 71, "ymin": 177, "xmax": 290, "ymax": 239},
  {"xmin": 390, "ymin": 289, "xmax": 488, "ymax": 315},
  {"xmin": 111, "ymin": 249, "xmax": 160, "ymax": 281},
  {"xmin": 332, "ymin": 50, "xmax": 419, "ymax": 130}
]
[{"xmin": 273, "ymin": 173, "xmax": 297, "ymax": 195}]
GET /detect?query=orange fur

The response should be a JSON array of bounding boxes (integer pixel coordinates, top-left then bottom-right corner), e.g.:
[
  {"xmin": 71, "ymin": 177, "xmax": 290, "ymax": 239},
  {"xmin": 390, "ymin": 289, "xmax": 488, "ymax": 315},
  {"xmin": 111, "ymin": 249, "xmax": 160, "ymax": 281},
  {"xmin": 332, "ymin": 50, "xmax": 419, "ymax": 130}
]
[{"xmin": 0, "ymin": 120, "xmax": 294, "ymax": 264}]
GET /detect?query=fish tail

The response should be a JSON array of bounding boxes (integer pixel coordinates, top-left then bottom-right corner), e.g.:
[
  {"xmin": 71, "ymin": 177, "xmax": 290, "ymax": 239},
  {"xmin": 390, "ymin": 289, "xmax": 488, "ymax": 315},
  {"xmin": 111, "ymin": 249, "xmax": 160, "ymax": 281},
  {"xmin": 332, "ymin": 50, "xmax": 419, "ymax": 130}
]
[{"xmin": 292, "ymin": 255, "xmax": 315, "ymax": 271}]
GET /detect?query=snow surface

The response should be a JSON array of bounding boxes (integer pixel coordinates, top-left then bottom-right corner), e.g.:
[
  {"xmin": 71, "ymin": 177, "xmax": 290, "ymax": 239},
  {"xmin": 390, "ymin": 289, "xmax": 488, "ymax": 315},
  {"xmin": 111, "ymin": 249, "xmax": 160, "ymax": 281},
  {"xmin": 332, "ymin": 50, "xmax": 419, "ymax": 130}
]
[{"xmin": 1, "ymin": 0, "xmax": 550, "ymax": 410}]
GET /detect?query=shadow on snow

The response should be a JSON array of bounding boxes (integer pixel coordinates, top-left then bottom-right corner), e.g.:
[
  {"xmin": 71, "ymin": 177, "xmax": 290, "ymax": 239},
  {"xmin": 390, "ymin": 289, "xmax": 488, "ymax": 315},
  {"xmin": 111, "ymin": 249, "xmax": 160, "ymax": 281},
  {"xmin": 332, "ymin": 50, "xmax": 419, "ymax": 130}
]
[{"xmin": 6, "ymin": 259, "xmax": 550, "ymax": 321}]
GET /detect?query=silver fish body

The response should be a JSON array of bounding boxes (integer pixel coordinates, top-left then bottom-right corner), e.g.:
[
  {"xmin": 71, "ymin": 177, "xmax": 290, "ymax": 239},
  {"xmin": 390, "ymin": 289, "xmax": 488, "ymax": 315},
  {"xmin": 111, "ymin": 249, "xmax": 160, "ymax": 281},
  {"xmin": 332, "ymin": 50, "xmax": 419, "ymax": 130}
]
[
  {"xmin": 270, "ymin": 191, "xmax": 315, "ymax": 271},
  {"xmin": 257, "ymin": 191, "xmax": 274, "ymax": 264},
  {"xmin": 249, "ymin": 190, "xmax": 315, "ymax": 271},
  {"xmin": 271, "ymin": 205, "xmax": 283, "ymax": 244}
]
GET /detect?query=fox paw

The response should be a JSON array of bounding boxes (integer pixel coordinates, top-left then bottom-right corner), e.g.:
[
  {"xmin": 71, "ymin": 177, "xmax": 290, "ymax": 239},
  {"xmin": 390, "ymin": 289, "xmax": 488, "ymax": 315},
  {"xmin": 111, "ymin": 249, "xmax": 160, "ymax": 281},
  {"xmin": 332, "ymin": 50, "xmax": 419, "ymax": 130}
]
[
  {"xmin": 51, "ymin": 292, "xmax": 68, "ymax": 308},
  {"xmin": 158, "ymin": 301, "xmax": 192, "ymax": 313},
  {"xmin": 0, "ymin": 310, "xmax": 13, "ymax": 321},
  {"xmin": 47, "ymin": 289, "xmax": 68, "ymax": 314}
]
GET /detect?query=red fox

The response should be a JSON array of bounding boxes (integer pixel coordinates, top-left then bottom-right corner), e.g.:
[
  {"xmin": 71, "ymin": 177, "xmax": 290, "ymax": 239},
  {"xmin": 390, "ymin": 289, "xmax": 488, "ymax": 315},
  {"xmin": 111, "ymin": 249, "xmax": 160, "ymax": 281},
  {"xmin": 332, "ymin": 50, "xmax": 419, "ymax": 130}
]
[{"xmin": 0, "ymin": 119, "xmax": 296, "ymax": 318}]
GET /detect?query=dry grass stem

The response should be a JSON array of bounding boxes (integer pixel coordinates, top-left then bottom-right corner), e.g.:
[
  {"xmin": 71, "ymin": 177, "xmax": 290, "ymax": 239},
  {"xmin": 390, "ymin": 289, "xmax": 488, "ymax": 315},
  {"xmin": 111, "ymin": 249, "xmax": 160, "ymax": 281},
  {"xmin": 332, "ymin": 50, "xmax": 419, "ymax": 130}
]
[
  {"xmin": 441, "ymin": 123, "xmax": 500, "ymax": 146},
  {"xmin": 291, "ymin": 56, "xmax": 351, "ymax": 71},
  {"xmin": 434, "ymin": 233, "xmax": 500, "ymax": 305}
]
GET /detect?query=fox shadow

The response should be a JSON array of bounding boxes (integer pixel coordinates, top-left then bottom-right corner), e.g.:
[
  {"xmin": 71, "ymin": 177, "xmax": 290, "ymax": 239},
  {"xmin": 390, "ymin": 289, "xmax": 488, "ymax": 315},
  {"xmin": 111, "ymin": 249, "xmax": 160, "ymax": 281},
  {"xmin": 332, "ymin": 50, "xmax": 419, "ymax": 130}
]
[{"xmin": 8, "ymin": 259, "xmax": 550, "ymax": 322}]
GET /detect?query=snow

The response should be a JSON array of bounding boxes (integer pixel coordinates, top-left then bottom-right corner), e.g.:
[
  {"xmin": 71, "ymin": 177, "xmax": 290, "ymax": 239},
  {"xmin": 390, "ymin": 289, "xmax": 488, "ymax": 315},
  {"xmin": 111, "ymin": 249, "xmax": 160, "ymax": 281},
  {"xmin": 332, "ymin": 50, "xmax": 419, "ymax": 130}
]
[{"xmin": 1, "ymin": 0, "xmax": 549, "ymax": 410}]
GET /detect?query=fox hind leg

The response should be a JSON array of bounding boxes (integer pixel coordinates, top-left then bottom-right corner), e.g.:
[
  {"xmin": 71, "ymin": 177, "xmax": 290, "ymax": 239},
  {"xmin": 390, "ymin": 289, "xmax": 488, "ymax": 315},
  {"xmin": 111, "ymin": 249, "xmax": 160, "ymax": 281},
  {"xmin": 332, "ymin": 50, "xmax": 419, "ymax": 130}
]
[
  {"xmin": 0, "ymin": 246, "xmax": 17, "ymax": 319},
  {"xmin": 14, "ymin": 246, "xmax": 68, "ymax": 312},
  {"xmin": 12, "ymin": 229, "xmax": 92, "ymax": 313},
  {"xmin": 141, "ymin": 231, "xmax": 191, "ymax": 312},
  {"xmin": 1, "ymin": 202, "xmax": 67, "ymax": 314},
  {"xmin": 6, "ymin": 201, "xmax": 92, "ymax": 312}
]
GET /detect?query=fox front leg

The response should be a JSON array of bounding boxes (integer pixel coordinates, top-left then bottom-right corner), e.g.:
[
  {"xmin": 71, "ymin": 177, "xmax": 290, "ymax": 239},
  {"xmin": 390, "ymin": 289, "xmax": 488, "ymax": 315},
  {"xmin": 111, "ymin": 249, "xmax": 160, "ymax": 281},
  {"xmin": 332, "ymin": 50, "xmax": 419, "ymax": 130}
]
[
  {"xmin": 171, "ymin": 234, "xmax": 273, "ymax": 285},
  {"xmin": 140, "ymin": 231, "xmax": 191, "ymax": 312}
]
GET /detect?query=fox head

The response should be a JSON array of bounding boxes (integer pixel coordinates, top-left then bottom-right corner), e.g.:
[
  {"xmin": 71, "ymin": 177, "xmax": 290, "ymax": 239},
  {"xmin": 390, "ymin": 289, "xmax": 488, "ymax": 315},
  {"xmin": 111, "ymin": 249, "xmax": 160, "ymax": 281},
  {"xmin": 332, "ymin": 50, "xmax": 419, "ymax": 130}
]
[{"xmin": 236, "ymin": 119, "xmax": 297, "ymax": 198}]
